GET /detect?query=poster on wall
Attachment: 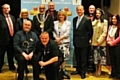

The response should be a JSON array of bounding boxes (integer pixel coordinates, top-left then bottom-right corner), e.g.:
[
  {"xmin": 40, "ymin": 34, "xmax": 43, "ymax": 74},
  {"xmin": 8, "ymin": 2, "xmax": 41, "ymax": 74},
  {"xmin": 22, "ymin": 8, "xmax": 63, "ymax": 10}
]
[
  {"xmin": 73, "ymin": 0, "xmax": 81, "ymax": 5},
  {"xmin": 42, "ymin": 0, "xmax": 51, "ymax": 4}
]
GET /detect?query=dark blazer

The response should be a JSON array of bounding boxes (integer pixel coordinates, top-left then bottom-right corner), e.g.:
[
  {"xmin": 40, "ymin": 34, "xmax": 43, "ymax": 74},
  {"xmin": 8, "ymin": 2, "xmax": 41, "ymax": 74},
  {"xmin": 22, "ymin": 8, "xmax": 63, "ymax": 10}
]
[
  {"xmin": 0, "ymin": 14, "xmax": 16, "ymax": 45},
  {"xmin": 45, "ymin": 10, "xmax": 58, "ymax": 21},
  {"xmin": 16, "ymin": 18, "xmax": 33, "ymax": 32},
  {"xmin": 73, "ymin": 15, "xmax": 93, "ymax": 48},
  {"xmin": 33, "ymin": 14, "xmax": 54, "ymax": 38}
]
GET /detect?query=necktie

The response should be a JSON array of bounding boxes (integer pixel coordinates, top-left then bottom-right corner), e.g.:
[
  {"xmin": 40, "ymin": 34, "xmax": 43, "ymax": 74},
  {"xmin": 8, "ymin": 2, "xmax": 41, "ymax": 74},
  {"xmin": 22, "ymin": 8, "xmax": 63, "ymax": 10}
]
[
  {"xmin": 50, "ymin": 12, "xmax": 54, "ymax": 20},
  {"xmin": 6, "ymin": 15, "xmax": 14, "ymax": 36}
]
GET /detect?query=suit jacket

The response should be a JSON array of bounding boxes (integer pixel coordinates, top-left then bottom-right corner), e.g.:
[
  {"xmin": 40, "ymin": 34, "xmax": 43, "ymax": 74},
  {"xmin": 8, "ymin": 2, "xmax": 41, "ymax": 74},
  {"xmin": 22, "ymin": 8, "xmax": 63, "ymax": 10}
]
[
  {"xmin": 33, "ymin": 14, "xmax": 54, "ymax": 38},
  {"xmin": 16, "ymin": 18, "xmax": 33, "ymax": 32},
  {"xmin": 0, "ymin": 14, "xmax": 16, "ymax": 45},
  {"xmin": 73, "ymin": 15, "xmax": 93, "ymax": 48}
]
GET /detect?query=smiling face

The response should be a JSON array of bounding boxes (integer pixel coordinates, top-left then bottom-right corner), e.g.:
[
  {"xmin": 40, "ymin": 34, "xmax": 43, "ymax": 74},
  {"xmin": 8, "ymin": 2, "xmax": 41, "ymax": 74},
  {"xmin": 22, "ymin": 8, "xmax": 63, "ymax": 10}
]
[
  {"xmin": 23, "ymin": 20, "xmax": 32, "ymax": 32},
  {"xmin": 58, "ymin": 11, "xmax": 66, "ymax": 21},
  {"xmin": 76, "ymin": 5, "xmax": 84, "ymax": 17},
  {"xmin": 20, "ymin": 9, "xmax": 29, "ymax": 18},
  {"xmin": 112, "ymin": 16, "xmax": 117, "ymax": 25},
  {"xmin": 40, "ymin": 32, "xmax": 49, "ymax": 47},
  {"xmin": 96, "ymin": 10, "xmax": 102, "ymax": 19},
  {"xmin": 48, "ymin": 2, "xmax": 55, "ymax": 12}
]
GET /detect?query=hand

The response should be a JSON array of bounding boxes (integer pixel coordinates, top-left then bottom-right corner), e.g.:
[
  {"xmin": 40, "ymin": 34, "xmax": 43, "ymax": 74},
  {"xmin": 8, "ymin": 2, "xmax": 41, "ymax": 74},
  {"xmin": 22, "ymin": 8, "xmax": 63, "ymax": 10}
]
[
  {"xmin": 38, "ymin": 61, "xmax": 46, "ymax": 67},
  {"xmin": 55, "ymin": 38, "xmax": 62, "ymax": 45},
  {"xmin": 28, "ymin": 52, "xmax": 33, "ymax": 60},
  {"xmin": 97, "ymin": 42, "xmax": 101, "ymax": 46},
  {"xmin": 107, "ymin": 41, "xmax": 114, "ymax": 46},
  {"xmin": 22, "ymin": 52, "xmax": 30, "ymax": 60}
]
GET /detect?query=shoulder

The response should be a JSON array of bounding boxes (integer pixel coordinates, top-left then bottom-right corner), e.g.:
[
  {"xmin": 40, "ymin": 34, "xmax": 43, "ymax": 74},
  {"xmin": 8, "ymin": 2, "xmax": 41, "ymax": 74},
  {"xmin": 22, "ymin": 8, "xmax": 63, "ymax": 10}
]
[
  {"xmin": 31, "ymin": 31, "xmax": 37, "ymax": 35},
  {"xmin": 73, "ymin": 16, "xmax": 77, "ymax": 20},
  {"xmin": 54, "ymin": 10, "xmax": 58, "ymax": 13},
  {"xmin": 103, "ymin": 19, "xmax": 108, "ymax": 23},
  {"xmin": 10, "ymin": 15, "xmax": 15, "ymax": 18},
  {"xmin": 54, "ymin": 21, "xmax": 59, "ymax": 24},
  {"xmin": 83, "ymin": 15, "xmax": 89, "ymax": 20},
  {"xmin": 15, "ymin": 31, "xmax": 23, "ymax": 35},
  {"xmin": 65, "ymin": 21, "xmax": 71, "ymax": 25},
  {"xmin": 17, "ymin": 18, "xmax": 21, "ymax": 21},
  {"xmin": 49, "ymin": 39, "xmax": 57, "ymax": 46}
]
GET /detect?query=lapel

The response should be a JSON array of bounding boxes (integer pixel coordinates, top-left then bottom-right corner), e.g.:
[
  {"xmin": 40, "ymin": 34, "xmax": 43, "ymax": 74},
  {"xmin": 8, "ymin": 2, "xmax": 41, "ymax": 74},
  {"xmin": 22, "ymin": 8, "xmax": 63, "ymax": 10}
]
[
  {"xmin": 77, "ymin": 16, "xmax": 86, "ymax": 30},
  {"xmin": 74, "ymin": 17, "xmax": 78, "ymax": 29},
  {"xmin": 2, "ymin": 14, "xmax": 8, "ymax": 26}
]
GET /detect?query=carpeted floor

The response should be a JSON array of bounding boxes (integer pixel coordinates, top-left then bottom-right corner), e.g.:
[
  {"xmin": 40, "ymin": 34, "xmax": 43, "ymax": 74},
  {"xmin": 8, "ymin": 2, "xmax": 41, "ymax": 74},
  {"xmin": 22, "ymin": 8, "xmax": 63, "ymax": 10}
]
[{"xmin": 0, "ymin": 64, "xmax": 112, "ymax": 80}]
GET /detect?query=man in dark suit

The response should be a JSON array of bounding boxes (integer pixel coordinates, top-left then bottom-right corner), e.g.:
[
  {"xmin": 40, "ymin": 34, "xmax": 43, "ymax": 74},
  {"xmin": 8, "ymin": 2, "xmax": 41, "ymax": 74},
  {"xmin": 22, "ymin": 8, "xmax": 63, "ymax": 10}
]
[
  {"xmin": 33, "ymin": 4, "xmax": 54, "ymax": 39},
  {"xmin": 0, "ymin": 4, "xmax": 16, "ymax": 73},
  {"xmin": 72, "ymin": 5, "xmax": 93, "ymax": 79},
  {"xmin": 45, "ymin": 1, "xmax": 58, "ymax": 21}
]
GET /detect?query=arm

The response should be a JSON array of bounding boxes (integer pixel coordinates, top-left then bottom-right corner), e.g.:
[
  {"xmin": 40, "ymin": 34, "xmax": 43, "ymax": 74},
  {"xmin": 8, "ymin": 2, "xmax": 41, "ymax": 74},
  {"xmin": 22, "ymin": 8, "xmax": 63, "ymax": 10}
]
[
  {"xmin": 60, "ymin": 21, "xmax": 71, "ymax": 40},
  {"xmin": 112, "ymin": 29, "xmax": 120, "ymax": 45},
  {"xmin": 32, "ymin": 16, "xmax": 40, "ymax": 35},
  {"xmin": 14, "ymin": 32, "xmax": 23, "ymax": 54},
  {"xmin": 97, "ymin": 20, "xmax": 108, "ymax": 44},
  {"xmin": 46, "ymin": 15, "xmax": 54, "ymax": 33},
  {"xmin": 87, "ymin": 19, "xmax": 93, "ymax": 40},
  {"xmin": 39, "ymin": 56, "xmax": 58, "ymax": 67}
]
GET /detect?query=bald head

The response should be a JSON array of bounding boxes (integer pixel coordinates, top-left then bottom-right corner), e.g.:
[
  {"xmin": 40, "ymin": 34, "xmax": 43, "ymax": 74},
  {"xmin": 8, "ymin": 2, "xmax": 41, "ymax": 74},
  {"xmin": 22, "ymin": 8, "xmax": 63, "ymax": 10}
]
[
  {"xmin": 23, "ymin": 20, "xmax": 32, "ymax": 32},
  {"xmin": 2, "ymin": 4, "xmax": 11, "ymax": 15},
  {"xmin": 76, "ymin": 5, "xmax": 84, "ymax": 17},
  {"xmin": 89, "ymin": 5, "xmax": 95, "ymax": 14},
  {"xmin": 39, "ymin": 4, "xmax": 46, "ymax": 14}
]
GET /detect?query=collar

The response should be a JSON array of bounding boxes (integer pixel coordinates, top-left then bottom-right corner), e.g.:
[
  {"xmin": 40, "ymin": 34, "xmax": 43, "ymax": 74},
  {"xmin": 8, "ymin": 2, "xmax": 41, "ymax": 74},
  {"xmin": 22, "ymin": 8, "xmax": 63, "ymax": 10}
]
[
  {"xmin": 78, "ymin": 14, "xmax": 84, "ymax": 19},
  {"xmin": 4, "ymin": 14, "xmax": 10, "ymax": 17}
]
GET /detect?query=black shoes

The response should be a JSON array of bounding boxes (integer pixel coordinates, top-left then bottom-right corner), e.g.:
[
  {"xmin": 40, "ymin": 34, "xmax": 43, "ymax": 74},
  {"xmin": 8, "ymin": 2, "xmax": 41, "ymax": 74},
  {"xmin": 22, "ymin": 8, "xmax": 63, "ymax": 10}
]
[
  {"xmin": 71, "ymin": 71, "xmax": 78, "ymax": 75},
  {"xmin": 61, "ymin": 69, "xmax": 70, "ymax": 79},
  {"xmin": 81, "ymin": 74, "xmax": 86, "ymax": 79}
]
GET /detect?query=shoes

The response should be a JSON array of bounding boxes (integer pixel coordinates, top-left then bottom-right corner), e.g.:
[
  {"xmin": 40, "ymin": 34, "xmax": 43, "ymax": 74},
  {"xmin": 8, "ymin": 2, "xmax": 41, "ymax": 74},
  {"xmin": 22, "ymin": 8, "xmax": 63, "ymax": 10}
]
[
  {"xmin": 109, "ymin": 75, "xmax": 115, "ymax": 78},
  {"xmin": 62, "ymin": 69, "xmax": 70, "ymax": 79},
  {"xmin": 71, "ymin": 71, "xmax": 78, "ymax": 75},
  {"xmin": 39, "ymin": 77, "xmax": 44, "ymax": 80},
  {"xmin": 93, "ymin": 72, "xmax": 101, "ymax": 77},
  {"xmin": 81, "ymin": 74, "xmax": 86, "ymax": 79},
  {"xmin": 0, "ymin": 70, "xmax": 2, "ymax": 73},
  {"xmin": 113, "ymin": 78, "xmax": 120, "ymax": 80}
]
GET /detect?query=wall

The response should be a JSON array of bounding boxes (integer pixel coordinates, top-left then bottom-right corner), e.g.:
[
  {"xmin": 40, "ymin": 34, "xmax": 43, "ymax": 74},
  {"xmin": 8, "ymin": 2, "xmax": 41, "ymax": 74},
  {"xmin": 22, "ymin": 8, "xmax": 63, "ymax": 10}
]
[{"xmin": 108, "ymin": 0, "xmax": 120, "ymax": 15}]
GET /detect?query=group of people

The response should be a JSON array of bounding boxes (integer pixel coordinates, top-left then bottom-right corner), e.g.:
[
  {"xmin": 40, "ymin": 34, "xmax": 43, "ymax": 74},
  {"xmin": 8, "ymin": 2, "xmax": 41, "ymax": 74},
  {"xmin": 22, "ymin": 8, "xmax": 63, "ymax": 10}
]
[
  {"xmin": 71, "ymin": 4, "xmax": 120, "ymax": 80},
  {"xmin": 0, "ymin": 1, "xmax": 120, "ymax": 80}
]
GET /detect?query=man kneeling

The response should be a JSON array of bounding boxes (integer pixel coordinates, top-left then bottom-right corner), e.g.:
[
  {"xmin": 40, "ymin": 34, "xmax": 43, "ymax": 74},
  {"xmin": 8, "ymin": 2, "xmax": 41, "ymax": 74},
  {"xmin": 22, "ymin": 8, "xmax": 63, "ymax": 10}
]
[{"xmin": 36, "ymin": 32, "xmax": 64, "ymax": 80}]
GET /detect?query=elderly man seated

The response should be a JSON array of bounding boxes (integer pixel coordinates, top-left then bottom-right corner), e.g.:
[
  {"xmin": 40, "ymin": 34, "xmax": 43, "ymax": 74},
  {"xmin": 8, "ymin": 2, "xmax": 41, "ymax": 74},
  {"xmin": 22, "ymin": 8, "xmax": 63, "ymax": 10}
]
[{"xmin": 14, "ymin": 20, "xmax": 40, "ymax": 80}]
